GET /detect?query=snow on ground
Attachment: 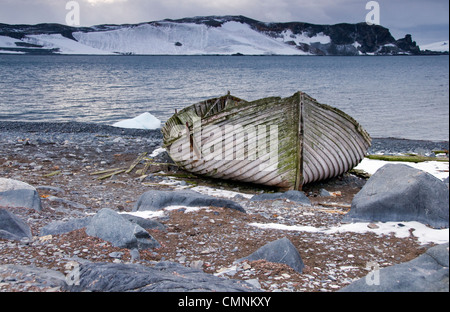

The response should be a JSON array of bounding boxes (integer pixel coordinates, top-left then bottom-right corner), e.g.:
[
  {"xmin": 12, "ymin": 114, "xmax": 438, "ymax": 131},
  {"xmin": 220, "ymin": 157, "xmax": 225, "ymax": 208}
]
[
  {"xmin": 191, "ymin": 185, "xmax": 254, "ymax": 199},
  {"xmin": 112, "ymin": 112, "xmax": 161, "ymax": 130},
  {"xmin": 420, "ymin": 40, "xmax": 449, "ymax": 52},
  {"xmin": 0, "ymin": 36, "xmax": 26, "ymax": 54},
  {"xmin": 22, "ymin": 34, "xmax": 113, "ymax": 55},
  {"xmin": 355, "ymin": 158, "xmax": 449, "ymax": 181},
  {"xmin": 249, "ymin": 221, "xmax": 449, "ymax": 245},
  {"xmin": 277, "ymin": 29, "xmax": 331, "ymax": 45},
  {"xmin": 0, "ymin": 50, "xmax": 26, "ymax": 54},
  {"xmin": 149, "ymin": 147, "xmax": 166, "ymax": 157},
  {"xmin": 73, "ymin": 21, "xmax": 307, "ymax": 55},
  {"xmin": 0, "ymin": 35, "xmax": 20, "ymax": 47},
  {"xmin": 121, "ymin": 205, "xmax": 212, "ymax": 219}
]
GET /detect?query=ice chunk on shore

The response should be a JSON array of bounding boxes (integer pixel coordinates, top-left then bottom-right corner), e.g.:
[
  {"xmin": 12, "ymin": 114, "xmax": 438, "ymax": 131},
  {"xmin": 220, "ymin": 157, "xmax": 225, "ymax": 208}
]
[{"xmin": 112, "ymin": 112, "xmax": 161, "ymax": 130}]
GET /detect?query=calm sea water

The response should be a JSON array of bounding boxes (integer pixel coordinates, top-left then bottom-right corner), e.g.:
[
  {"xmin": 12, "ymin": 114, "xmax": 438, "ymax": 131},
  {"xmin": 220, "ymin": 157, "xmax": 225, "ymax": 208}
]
[{"xmin": 0, "ymin": 55, "xmax": 448, "ymax": 141}]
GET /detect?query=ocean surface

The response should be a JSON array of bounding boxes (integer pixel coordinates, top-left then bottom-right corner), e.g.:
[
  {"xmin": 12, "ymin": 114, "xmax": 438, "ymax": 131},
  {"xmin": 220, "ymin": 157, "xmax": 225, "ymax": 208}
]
[{"xmin": 0, "ymin": 55, "xmax": 448, "ymax": 141}]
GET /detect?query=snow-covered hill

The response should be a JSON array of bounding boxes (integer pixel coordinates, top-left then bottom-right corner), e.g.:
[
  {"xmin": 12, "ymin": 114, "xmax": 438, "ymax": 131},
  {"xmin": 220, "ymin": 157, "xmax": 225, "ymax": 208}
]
[
  {"xmin": 420, "ymin": 40, "xmax": 449, "ymax": 53},
  {"xmin": 0, "ymin": 15, "xmax": 443, "ymax": 55},
  {"xmin": 73, "ymin": 21, "xmax": 308, "ymax": 55}
]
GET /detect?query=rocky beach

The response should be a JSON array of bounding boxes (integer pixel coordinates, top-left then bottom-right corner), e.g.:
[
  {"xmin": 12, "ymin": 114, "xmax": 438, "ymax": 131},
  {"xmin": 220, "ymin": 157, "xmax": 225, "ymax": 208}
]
[{"xmin": 0, "ymin": 121, "xmax": 448, "ymax": 293}]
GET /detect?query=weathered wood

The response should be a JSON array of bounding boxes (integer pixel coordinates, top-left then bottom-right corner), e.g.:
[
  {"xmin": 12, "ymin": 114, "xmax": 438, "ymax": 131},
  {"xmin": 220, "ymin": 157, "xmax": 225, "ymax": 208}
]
[
  {"xmin": 125, "ymin": 152, "xmax": 147, "ymax": 174},
  {"xmin": 162, "ymin": 91, "xmax": 371, "ymax": 190},
  {"xmin": 43, "ymin": 170, "xmax": 61, "ymax": 177},
  {"xmin": 97, "ymin": 169, "xmax": 126, "ymax": 180},
  {"xmin": 90, "ymin": 168, "xmax": 124, "ymax": 176}
]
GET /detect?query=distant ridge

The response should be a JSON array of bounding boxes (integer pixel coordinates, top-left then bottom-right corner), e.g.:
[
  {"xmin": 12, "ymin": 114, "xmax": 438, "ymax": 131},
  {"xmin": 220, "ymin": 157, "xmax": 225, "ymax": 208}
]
[{"xmin": 0, "ymin": 15, "xmax": 447, "ymax": 55}]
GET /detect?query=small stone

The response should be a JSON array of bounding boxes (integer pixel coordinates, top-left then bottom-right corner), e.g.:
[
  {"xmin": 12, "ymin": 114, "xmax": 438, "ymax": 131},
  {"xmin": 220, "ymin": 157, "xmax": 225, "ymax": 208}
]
[
  {"xmin": 130, "ymin": 248, "xmax": 140, "ymax": 261},
  {"xmin": 242, "ymin": 262, "xmax": 251, "ymax": 270},
  {"xmin": 244, "ymin": 278, "xmax": 261, "ymax": 289},
  {"xmin": 190, "ymin": 260, "xmax": 204, "ymax": 270},
  {"xmin": 367, "ymin": 223, "xmax": 379, "ymax": 229},
  {"xmin": 109, "ymin": 251, "xmax": 124, "ymax": 259}
]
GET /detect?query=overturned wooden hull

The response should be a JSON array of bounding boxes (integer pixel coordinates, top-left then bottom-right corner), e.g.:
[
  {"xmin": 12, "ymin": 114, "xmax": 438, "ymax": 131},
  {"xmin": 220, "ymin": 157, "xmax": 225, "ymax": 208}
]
[{"xmin": 162, "ymin": 92, "xmax": 371, "ymax": 190}]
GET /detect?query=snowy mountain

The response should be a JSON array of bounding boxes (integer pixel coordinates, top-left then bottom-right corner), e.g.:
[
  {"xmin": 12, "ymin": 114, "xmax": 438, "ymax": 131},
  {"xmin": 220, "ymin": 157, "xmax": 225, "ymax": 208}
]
[
  {"xmin": 0, "ymin": 15, "xmax": 445, "ymax": 55},
  {"xmin": 420, "ymin": 40, "xmax": 449, "ymax": 53}
]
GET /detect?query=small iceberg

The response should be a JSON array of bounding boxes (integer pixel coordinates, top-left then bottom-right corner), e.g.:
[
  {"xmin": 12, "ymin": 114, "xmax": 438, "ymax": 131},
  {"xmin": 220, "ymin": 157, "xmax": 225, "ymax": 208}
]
[{"xmin": 112, "ymin": 112, "xmax": 161, "ymax": 130}]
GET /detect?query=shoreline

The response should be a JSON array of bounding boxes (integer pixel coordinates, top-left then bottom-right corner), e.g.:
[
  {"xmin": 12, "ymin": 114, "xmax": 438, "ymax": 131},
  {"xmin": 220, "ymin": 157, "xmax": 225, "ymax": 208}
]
[{"xmin": 0, "ymin": 120, "xmax": 448, "ymax": 154}]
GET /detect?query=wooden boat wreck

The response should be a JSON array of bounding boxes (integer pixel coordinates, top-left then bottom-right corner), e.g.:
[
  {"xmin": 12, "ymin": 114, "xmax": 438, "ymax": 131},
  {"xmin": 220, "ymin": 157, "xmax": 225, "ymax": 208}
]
[{"xmin": 162, "ymin": 91, "xmax": 371, "ymax": 190}]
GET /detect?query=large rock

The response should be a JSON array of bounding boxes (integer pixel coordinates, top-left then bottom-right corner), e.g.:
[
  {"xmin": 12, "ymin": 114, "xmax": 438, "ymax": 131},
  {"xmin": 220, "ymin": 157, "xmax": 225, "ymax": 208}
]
[
  {"xmin": 0, "ymin": 208, "xmax": 32, "ymax": 241},
  {"xmin": 0, "ymin": 264, "xmax": 66, "ymax": 289},
  {"xmin": 250, "ymin": 190, "xmax": 311, "ymax": 206},
  {"xmin": 133, "ymin": 189, "xmax": 245, "ymax": 213},
  {"xmin": 40, "ymin": 213, "xmax": 165, "ymax": 236},
  {"xmin": 85, "ymin": 208, "xmax": 160, "ymax": 250},
  {"xmin": 120, "ymin": 213, "xmax": 166, "ymax": 231},
  {"xmin": 236, "ymin": 237, "xmax": 304, "ymax": 273},
  {"xmin": 0, "ymin": 178, "xmax": 42, "ymax": 211},
  {"xmin": 65, "ymin": 261, "xmax": 257, "ymax": 292},
  {"xmin": 40, "ymin": 217, "xmax": 92, "ymax": 236},
  {"xmin": 340, "ymin": 243, "xmax": 449, "ymax": 292},
  {"xmin": 343, "ymin": 164, "xmax": 449, "ymax": 228}
]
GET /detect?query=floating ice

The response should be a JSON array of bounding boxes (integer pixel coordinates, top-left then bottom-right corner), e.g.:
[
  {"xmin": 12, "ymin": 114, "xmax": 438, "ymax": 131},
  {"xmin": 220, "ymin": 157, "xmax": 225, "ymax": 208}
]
[{"xmin": 112, "ymin": 112, "xmax": 161, "ymax": 130}]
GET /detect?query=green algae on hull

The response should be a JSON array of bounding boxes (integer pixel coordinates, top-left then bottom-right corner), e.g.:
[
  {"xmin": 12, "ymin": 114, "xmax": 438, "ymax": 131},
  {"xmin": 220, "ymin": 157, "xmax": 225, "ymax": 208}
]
[{"xmin": 162, "ymin": 91, "xmax": 371, "ymax": 190}]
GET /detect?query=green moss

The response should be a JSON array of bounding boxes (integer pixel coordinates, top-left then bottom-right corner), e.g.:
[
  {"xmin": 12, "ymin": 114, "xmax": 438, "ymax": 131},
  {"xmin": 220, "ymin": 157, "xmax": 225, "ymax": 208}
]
[{"xmin": 366, "ymin": 154, "xmax": 449, "ymax": 163}]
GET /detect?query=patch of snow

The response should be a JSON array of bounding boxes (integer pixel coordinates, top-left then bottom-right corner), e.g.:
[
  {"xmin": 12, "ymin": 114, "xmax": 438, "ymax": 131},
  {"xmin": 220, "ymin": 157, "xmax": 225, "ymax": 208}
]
[
  {"xmin": 354, "ymin": 158, "xmax": 449, "ymax": 181},
  {"xmin": 420, "ymin": 40, "xmax": 449, "ymax": 52},
  {"xmin": 0, "ymin": 35, "xmax": 20, "ymax": 47},
  {"xmin": 277, "ymin": 29, "xmax": 331, "ymax": 45},
  {"xmin": 112, "ymin": 112, "xmax": 161, "ymax": 130},
  {"xmin": 191, "ymin": 185, "xmax": 254, "ymax": 199},
  {"xmin": 149, "ymin": 147, "xmax": 166, "ymax": 157},
  {"xmin": 0, "ymin": 50, "xmax": 26, "ymax": 54},
  {"xmin": 120, "ymin": 205, "xmax": 211, "ymax": 219},
  {"xmin": 249, "ymin": 221, "xmax": 449, "ymax": 245},
  {"xmin": 120, "ymin": 210, "xmax": 165, "ymax": 219},
  {"xmin": 23, "ymin": 34, "xmax": 114, "ymax": 55}
]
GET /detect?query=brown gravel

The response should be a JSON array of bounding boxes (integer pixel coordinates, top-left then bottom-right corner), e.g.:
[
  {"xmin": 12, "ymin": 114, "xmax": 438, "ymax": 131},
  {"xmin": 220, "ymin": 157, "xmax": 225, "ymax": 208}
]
[{"xmin": 0, "ymin": 132, "xmax": 435, "ymax": 292}]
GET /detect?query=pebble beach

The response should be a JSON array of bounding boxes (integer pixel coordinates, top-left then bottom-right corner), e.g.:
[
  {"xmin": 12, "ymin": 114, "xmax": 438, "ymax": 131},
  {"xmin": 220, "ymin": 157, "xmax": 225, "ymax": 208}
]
[{"xmin": 0, "ymin": 120, "xmax": 448, "ymax": 292}]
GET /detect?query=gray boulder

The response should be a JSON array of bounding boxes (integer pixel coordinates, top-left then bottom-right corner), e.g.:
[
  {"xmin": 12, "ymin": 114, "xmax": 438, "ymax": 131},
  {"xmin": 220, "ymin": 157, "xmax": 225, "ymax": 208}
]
[
  {"xmin": 65, "ymin": 261, "xmax": 258, "ymax": 292},
  {"xmin": 340, "ymin": 243, "xmax": 449, "ymax": 292},
  {"xmin": 236, "ymin": 237, "xmax": 304, "ymax": 273},
  {"xmin": 250, "ymin": 190, "xmax": 311, "ymax": 206},
  {"xmin": 0, "ymin": 178, "xmax": 42, "ymax": 211},
  {"xmin": 0, "ymin": 264, "xmax": 66, "ymax": 289},
  {"xmin": 85, "ymin": 208, "xmax": 160, "ymax": 250},
  {"xmin": 133, "ymin": 189, "xmax": 245, "ymax": 213},
  {"xmin": 121, "ymin": 213, "xmax": 166, "ymax": 231},
  {"xmin": 0, "ymin": 208, "xmax": 32, "ymax": 241},
  {"xmin": 40, "ymin": 213, "xmax": 166, "ymax": 236},
  {"xmin": 40, "ymin": 217, "xmax": 92, "ymax": 236},
  {"xmin": 343, "ymin": 164, "xmax": 449, "ymax": 228}
]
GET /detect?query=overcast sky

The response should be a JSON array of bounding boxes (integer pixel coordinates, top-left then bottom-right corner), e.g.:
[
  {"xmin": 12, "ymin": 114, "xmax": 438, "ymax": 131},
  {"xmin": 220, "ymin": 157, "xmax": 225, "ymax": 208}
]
[{"xmin": 0, "ymin": 0, "xmax": 448, "ymax": 45}]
